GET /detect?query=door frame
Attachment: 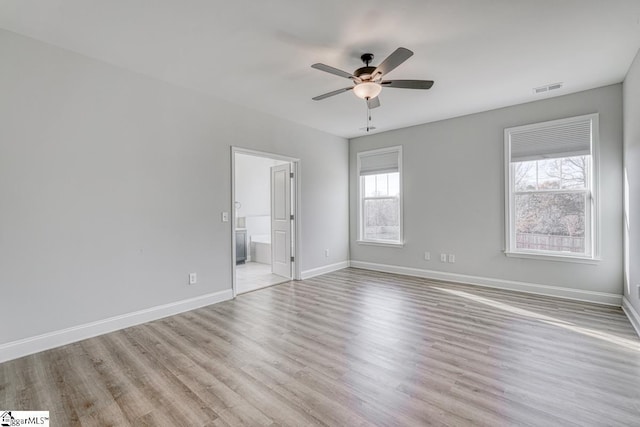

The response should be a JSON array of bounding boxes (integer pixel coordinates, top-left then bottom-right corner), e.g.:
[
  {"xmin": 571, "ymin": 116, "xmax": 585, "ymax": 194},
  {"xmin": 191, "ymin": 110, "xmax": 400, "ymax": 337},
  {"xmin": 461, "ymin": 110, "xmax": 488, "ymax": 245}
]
[{"xmin": 230, "ymin": 146, "xmax": 301, "ymax": 298}]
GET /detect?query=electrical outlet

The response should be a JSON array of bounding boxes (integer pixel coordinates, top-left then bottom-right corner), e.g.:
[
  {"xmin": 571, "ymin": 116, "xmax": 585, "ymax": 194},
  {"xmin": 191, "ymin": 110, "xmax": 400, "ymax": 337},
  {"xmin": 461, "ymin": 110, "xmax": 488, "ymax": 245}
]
[
  {"xmin": 424, "ymin": 251, "xmax": 430, "ymax": 261},
  {"xmin": 440, "ymin": 253, "xmax": 447, "ymax": 262},
  {"xmin": 189, "ymin": 273, "xmax": 197, "ymax": 285},
  {"xmin": 325, "ymin": 249, "xmax": 330, "ymax": 258},
  {"xmin": 448, "ymin": 254, "xmax": 455, "ymax": 263}
]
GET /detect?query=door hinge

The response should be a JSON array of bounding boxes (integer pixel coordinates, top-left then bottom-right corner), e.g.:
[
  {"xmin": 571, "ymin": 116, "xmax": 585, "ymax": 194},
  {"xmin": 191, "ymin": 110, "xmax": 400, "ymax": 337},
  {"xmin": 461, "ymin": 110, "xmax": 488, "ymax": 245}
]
[
  {"xmin": 290, "ymin": 172, "xmax": 294, "ymax": 178},
  {"xmin": 290, "ymin": 214, "xmax": 294, "ymax": 220},
  {"xmin": 290, "ymin": 256, "xmax": 295, "ymax": 262}
]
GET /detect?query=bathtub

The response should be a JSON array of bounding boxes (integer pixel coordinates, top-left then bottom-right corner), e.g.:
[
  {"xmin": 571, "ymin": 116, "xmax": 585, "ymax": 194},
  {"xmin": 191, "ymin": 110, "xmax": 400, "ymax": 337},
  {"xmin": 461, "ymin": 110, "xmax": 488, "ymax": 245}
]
[{"xmin": 250, "ymin": 234, "xmax": 271, "ymax": 264}]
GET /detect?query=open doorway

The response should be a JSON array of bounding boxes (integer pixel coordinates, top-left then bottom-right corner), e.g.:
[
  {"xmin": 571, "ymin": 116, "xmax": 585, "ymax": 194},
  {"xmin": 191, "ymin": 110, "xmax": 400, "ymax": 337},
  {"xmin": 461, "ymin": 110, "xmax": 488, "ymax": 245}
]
[{"xmin": 231, "ymin": 148, "xmax": 300, "ymax": 295}]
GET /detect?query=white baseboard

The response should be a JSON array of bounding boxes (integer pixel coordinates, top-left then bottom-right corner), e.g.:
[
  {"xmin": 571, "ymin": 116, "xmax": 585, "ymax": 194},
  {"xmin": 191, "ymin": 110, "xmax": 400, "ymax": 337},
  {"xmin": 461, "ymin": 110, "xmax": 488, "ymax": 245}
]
[
  {"xmin": 0, "ymin": 289, "xmax": 233, "ymax": 363},
  {"xmin": 301, "ymin": 261, "xmax": 350, "ymax": 280},
  {"xmin": 622, "ymin": 296, "xmax": 640, "ymax": 337},
  {"xmin": 350, "ymin": 260, "xmax": 622, "ymax": 306}
]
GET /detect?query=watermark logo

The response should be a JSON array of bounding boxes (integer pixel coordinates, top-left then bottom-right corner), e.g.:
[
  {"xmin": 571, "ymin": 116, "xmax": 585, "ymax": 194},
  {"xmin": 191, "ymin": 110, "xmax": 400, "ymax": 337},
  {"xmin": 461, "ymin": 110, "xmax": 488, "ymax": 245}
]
[{"xmin": 0, "ymin": 411, "xmax": 49, "ymax": 426}]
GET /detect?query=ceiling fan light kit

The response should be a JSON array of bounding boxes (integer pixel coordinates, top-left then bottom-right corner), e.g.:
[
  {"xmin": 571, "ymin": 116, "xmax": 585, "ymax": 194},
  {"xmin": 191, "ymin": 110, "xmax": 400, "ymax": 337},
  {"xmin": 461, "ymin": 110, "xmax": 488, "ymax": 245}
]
[
  {"xmin": 311, "ymin": 47, "xmax": 434, "ymax": 130},
  {"xmin": 353, "ymin": 82, "xmax": 382, "ymax": 99}
]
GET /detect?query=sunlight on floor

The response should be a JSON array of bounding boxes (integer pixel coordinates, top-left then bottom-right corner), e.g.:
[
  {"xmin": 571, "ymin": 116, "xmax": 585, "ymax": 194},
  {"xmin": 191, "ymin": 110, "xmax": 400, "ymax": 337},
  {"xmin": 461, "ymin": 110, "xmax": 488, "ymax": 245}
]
[{"xmin": 434, "ymin": 287, "xmax": 640, "ymax": 352}]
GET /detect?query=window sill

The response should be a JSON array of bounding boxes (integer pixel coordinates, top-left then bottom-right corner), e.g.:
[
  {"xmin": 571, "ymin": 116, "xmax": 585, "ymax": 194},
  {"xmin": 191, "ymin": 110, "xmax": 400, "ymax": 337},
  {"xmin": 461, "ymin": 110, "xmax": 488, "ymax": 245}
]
[
  {"xmin": 504, "ymin": 251, "xmax": 601, "ymax": 264},
  {"xmin": 356, "ymin": 240, "xmax": 405, "ymax": 248}
]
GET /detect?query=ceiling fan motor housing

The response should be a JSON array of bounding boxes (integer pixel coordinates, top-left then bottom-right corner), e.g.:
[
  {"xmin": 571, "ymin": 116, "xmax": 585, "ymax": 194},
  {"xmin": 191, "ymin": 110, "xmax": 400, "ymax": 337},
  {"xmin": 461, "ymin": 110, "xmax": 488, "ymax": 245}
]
[{"xmin": 354, "ymin": 66, "xmax": 377, "ymax": 81}]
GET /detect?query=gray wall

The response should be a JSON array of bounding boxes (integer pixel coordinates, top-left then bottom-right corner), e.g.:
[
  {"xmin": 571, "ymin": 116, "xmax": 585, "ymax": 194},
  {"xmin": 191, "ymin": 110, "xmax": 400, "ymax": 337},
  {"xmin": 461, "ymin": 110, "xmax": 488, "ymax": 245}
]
[
  {"xmin": 0, "ymin": 30, "xmax": 349, "ymax": 345},
  {"xmin": 623, "ymin": 49, "xmax": 640, "ymax": 313},
  {"xmin": 350, "ymin": 85, "xmax": 623, "ymax": 295}
]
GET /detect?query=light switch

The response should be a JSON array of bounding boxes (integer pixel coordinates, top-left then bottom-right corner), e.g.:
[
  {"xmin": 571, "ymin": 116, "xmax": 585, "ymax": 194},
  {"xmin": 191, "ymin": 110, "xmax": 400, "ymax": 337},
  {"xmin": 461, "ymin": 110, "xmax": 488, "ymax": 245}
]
[{"xmin": 221, "ymin": 212, "xmax": 229, "ymax": 222}]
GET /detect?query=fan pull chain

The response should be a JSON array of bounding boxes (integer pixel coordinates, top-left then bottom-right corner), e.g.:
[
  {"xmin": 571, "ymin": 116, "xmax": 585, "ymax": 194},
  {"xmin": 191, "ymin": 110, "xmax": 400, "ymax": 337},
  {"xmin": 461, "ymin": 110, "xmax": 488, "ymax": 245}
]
[
  {"xmin": 365, "ymin": 104, "xmax": 368, "ymax": 132},
  {"xmin": 360, "ymin": 101, "xmax": 376, "ymax": 133},
  {"xmin": 365, "ymin": 102, "xmax": 372, "ymax": 132}
]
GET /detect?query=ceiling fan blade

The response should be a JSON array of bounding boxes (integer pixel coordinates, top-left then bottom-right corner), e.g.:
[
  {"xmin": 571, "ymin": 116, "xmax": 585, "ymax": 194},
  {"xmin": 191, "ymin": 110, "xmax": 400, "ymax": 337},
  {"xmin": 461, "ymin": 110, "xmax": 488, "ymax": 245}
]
[
  {"xmin": 312, "ymin": 87, "xmax": 353, "ymax": 101},
  {"xmin": 311, "ymin": 63, "xmax": 355, "ymax": 79},
  {"xmin": 373, "ymin": 47, "xmax": 413, "ymax": 77},
  {"xmin": 367, "ymin": 96, "xmax": 380, "ymax": 109},
  {"xmin": 381, "ymin": 80, "xmax": 434, "ymax": 89}
]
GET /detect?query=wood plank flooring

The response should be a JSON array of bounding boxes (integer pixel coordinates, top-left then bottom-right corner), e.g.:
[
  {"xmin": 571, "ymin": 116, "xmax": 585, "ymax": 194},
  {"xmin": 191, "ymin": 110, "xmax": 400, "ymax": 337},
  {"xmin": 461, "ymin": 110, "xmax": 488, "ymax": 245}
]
[{"xmin": 1, "ymin": 268, "xmax": 639, "ymax": 426}]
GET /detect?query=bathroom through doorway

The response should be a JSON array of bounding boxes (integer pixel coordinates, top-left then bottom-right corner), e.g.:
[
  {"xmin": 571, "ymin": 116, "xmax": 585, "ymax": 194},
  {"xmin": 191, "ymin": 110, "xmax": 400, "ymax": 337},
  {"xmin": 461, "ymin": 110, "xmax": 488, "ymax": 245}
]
[{"xmin": 231, "ymin": 148, "xmax": 299, "ymax": 295}]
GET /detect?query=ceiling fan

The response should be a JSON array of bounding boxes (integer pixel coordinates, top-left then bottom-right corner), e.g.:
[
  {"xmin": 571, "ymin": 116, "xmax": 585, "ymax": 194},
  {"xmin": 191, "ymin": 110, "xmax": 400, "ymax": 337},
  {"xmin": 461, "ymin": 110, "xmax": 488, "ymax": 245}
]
[{"xmin": 311, "ymin": 47, "xmax": 434, "ymax": 109}]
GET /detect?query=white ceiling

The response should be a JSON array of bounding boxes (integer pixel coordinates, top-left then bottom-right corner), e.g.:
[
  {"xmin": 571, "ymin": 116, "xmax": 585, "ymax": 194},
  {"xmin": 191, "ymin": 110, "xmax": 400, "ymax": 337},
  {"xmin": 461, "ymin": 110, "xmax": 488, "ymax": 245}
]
[{"xmin": 1, "ymin": 0, "xmax": 639, "ymax": 138}]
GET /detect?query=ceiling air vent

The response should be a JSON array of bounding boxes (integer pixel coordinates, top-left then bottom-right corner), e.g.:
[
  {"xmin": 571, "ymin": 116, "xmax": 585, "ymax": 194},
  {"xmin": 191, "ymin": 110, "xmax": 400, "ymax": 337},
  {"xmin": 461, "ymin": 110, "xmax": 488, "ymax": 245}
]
[{"xmin": 533, "ymin": 82, "xmax": 563, "ymax": 95}]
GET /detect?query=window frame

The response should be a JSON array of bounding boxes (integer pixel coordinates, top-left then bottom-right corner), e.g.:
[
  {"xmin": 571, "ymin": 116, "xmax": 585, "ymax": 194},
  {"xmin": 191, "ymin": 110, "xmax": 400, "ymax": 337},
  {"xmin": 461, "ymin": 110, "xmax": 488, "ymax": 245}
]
[
  {"xmin": 504, "ymin": 114, "xmax": 600, "ymax": 262},
  {"xmin": 356, "ymin": 146, "xmax": 404, "ymax": 247}
]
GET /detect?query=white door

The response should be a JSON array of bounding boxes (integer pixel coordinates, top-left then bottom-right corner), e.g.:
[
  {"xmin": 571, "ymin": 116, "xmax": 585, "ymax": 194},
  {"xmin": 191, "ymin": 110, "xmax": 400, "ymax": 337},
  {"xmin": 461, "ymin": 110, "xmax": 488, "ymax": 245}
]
[{"xmin": 271, "ymin": 163, "xmax": 292, "ymax": 278}]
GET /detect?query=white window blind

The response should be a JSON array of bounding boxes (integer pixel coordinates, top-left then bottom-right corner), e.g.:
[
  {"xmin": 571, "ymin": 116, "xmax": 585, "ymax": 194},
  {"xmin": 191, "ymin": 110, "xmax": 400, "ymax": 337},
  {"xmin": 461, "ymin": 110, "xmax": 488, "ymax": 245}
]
[
  {"xmin": 509, "ymin": 118, "xmax": 592, "ymax": 162},
  {"xmin": 359, "ymin": 151, "xmax": 399, "ymax": 175}
]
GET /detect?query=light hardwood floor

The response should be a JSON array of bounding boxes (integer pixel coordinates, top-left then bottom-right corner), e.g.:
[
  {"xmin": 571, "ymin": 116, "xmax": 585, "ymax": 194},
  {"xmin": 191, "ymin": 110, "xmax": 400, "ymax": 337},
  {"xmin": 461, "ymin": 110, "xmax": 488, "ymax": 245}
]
[{"xmin": 2, "ymin": 268, "xmax": 639, "ymax": 426}]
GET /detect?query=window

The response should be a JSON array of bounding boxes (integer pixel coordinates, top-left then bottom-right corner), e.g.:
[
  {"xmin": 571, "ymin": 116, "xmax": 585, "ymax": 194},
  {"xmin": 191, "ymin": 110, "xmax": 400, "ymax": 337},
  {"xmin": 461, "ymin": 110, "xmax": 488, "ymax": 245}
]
[
  {"xmin": 505, "ymin": 114, "xmax": 599, "ymax": 260},
  {"xmin": 357, "ymin": 146, "xmax": 403, "ymax": 245}
]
